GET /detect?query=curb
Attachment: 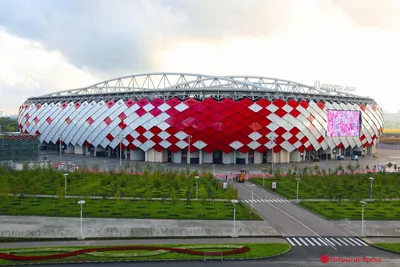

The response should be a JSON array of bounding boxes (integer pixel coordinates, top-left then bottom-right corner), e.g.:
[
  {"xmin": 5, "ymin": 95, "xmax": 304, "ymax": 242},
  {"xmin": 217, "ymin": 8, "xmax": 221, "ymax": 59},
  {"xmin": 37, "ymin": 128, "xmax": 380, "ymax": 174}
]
[
  {"xmin": 369, "ymin": 243, "xmax": 400, "ymax": 255},
  {"xmin": 1, "ymin": 244, "xmax": 292, "ymax": 266},
  {"xmin": 0, "ymin": 235, "xmax": 284, "ymax": 243}
]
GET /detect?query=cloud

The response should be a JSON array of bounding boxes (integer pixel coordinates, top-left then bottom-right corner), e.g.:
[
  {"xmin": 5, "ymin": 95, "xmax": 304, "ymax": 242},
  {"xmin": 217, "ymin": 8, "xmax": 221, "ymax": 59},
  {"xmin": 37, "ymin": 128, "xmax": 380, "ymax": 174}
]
[
  {"xmin": 0, "ymin": 0, "xmax": 399, "ymax": 114},
  {"xmin": 0, "ymin": 29, "xmax": 97, "ymax": 113}
]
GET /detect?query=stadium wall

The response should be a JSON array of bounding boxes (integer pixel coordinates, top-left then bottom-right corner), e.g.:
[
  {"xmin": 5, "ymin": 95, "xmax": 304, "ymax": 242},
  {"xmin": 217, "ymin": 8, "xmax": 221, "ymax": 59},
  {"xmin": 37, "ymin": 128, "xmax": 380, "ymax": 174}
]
[{"xmin": 18, "ymin": 97, "xmax": 384, "ymax": 164}]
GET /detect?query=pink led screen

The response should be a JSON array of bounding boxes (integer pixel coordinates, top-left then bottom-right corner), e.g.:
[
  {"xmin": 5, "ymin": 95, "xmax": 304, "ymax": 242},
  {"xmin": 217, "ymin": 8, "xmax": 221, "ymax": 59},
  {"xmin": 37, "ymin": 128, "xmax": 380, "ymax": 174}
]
[{"xmin": 326, "ymin": 110, "xmax": 361, "ymax": 137}]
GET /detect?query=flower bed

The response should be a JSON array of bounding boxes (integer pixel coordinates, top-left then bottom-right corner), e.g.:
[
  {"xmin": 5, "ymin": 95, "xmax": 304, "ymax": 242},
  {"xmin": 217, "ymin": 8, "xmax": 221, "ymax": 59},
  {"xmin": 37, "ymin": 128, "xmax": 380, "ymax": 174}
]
[{"xmin": 0, "ymin": 244, "xmax": 249, "ymax": 261}]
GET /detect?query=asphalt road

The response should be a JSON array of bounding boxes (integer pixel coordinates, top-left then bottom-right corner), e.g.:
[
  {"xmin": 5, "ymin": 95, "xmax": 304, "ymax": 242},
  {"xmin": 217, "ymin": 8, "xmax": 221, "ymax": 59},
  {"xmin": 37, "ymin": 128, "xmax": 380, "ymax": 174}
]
[{"xmin": 234, "ymin": 182, "xmax": 350, "ymax": 237}]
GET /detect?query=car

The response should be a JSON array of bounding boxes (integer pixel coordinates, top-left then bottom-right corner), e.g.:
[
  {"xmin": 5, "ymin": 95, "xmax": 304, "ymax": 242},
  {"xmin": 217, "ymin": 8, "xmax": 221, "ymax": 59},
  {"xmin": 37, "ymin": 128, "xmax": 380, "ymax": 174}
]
[
  {"xmin": 337, "ymin": 155, "xmax": 345, "ymax": 160},
  {"xmin": 351, "ymin": 155, "xmax": 358, "ymax": 160}
]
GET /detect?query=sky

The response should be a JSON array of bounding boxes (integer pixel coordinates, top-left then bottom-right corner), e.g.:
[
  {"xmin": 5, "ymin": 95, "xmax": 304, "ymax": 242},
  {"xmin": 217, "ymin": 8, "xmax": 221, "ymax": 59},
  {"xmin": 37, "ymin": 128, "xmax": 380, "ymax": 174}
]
[{"xmin": 0, "ymin": 0, "xmax": 399, "ymax": 115}]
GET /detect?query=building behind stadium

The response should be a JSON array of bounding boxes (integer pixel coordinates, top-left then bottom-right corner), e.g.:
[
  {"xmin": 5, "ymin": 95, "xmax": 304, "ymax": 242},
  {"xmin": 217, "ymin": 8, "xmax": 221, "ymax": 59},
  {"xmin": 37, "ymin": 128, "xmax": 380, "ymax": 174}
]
[{"xmin": 18, "ymin": 73, "xmax": 384, "ymax": 165}]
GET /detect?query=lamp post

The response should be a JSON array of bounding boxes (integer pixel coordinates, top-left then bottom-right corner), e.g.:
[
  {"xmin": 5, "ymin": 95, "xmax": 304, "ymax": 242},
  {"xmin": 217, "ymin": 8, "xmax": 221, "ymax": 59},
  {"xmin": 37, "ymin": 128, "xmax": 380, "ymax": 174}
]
[
  {"xmin": 369, "ymin": 177, "xmax": 374, "ymax": 202},
  {"xmin": 187, "ymin": 135, "xmax": 192, "ymax": 167},
  {"xmin": 360, "ymin": 201, "xmax": 366, "ymax": 237},
  {"xmin": 119, "ymin": 134, "xmax": 124, "ymax": 167},
  {"xmin": 231, "ymin": 199, "xmax": 238, "ymax": 237},
  {"xmin": 296, "ymin": 178, "xmax": 301, "ymax": 203},
  {"xmin": 59, "ymin": 135, "xmax": 62, "ymax": 163},
  {"xmin": 377, "ymin": 136, "xmax": 380, "ymax": 172},
  {"xmin": 195, "ymin": 175, "xmax": 199, "ymax": 200},
  {"xmin": 251, "ymin": 184, "xmax": 255, "ymax": 211},
  {"xmin": 212, "ymin": 164, "xmax": 216, "ymax": 175},
  {"xmin": 262, "ymin": 168, "xmax": 266, "ymax": 187},
  {"xmin": 77, "ymin": 200, "xmax": 85, "ymax": 239},
  {"xmin": 270, "ymin": 135, "xmax": 276, "ymax": 172},
  {"xmin": 63, "ymin": 173, "xmax": 68, "ymax": 196}
]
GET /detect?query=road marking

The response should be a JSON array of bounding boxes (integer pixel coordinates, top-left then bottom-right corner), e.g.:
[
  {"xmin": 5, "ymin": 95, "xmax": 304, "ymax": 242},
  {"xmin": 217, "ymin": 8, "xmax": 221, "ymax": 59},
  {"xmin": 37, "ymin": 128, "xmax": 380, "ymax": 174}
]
[
  {"xmin": 286, "ymin": 238, "xmax": 296, "ymax": 246},
  {"xmin": 311, "ymin": 237, "xmax": 321, "ymax": 246},
  {"xmin": 344, "ymin": 238, "xmax": 356, "ymax": 246},
  {"xmin": 291, "ymin": 237, "xmax": 303, "ymax": 246},
  {"xmin": 329, "ymin": 238, "xmax": 342, "ymax": 246},
  {"xmin": 236, "ymin": 183, "xmax": 337, "ymax": 251},
  {"xmin": 298, "ymin": 237, "xmax": 309, "ymax": 246},
  {"xmin": 324, "ymin": 238, "xmax": 336, "ymax": 246},
  {"xmin": 304, "ymin": 237, "xmax": 315, "ymax": 246},
  {"xmin": 337, "ymin": 238, "xmax": 349, "ymax": 246}
]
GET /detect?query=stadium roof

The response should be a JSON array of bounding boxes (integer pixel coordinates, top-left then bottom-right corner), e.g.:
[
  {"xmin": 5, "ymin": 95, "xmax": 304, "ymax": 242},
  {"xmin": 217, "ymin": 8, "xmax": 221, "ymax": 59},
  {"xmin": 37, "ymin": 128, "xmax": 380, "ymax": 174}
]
[{"xmin": 26, "ymin": 72, "xmax": 376, "ymax": 104}]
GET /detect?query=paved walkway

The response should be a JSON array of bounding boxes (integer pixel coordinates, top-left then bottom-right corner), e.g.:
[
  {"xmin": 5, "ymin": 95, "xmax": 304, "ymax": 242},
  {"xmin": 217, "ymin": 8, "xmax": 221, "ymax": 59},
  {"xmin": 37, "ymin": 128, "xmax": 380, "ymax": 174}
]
[
  {"xmin": 7, "ymin": 194, "xmax": 400, "ymax": 203},
  {"xmin": 0, "ymin": 215, "xmax": 279, "ymax": 239}
]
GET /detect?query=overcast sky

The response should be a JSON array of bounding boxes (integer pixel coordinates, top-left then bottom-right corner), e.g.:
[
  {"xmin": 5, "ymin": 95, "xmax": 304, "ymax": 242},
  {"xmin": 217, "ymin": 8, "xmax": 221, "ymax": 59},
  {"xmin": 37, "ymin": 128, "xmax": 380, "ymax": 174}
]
[{"xmin": 1, "ymin": 0, "xmax": 399, "ymax": 115}]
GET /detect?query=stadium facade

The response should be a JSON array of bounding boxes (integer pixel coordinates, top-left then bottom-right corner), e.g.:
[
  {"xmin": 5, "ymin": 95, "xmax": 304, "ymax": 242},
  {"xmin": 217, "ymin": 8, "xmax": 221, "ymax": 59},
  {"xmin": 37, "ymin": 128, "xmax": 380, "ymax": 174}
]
[{"xmin": 18, "ymin": 73, "xmax": 384, "ymax": 164}]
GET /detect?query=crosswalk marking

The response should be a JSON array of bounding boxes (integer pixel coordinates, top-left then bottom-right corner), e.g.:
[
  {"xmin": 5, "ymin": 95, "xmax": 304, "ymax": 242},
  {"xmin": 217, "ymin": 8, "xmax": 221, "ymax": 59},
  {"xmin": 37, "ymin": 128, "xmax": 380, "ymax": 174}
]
[
  {"xmin": 286, "ymin": 237, "xmax": 369, "ymax": 247},
  {"xmin": 241, "ymin": 198, "xmax": 290, "ymax": 203}
]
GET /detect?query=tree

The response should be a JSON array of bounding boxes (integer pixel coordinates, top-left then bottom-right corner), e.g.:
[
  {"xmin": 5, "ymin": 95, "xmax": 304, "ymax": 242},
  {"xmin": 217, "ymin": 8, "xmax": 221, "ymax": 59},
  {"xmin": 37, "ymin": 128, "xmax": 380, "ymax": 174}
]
[{"xmin": 185, "ymin": 187, "xmax": 192, "ymax": 206}]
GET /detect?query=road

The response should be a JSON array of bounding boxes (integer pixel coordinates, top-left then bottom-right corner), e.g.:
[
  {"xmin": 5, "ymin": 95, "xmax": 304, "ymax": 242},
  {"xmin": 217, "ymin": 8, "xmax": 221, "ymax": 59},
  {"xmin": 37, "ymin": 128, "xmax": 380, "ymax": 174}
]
[{"xmin": 233, "ymin": 182, "xmax": 351, "ymax": 237}]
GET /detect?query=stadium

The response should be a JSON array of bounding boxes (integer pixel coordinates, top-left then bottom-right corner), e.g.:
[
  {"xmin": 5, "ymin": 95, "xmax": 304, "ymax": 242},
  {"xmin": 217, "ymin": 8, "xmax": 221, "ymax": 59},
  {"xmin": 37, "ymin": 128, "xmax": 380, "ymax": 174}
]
[{"xmin": 18, "ymin": 73, "xmax": 384, "ymax": 165}]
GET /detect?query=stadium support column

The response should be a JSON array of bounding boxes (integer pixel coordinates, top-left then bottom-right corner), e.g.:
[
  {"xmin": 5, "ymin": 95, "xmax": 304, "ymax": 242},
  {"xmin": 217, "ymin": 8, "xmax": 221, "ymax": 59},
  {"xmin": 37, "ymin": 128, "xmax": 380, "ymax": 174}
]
[
  {"xmin": 234, "ymin": 150, "xmax": 237, "ymax": 164},
  {"xmin": 199, "ymin": 150, "xmax": 203, "ymax": 164}
]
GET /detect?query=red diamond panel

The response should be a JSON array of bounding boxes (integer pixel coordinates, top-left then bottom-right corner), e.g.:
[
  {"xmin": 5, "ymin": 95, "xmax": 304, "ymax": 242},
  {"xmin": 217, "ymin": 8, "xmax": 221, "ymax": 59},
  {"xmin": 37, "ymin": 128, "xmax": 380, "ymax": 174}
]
[
  {"xmin": 317, "ymin": 101, "xmax": 325, "ymax": 110},
  {"xmin": 273, "ymin": 99, "xmax": 286, "ymax": 109},
  {"xmin": 62, "ymin": 102, "xmax": 68, "ymax": 109},
  {"xmin": 273, "ymin": 145, "xmax": 283, "ymax": 153},
  {"xmin": 34, "ymin": 117, "xmax": 38, "ymax": 123},
  {"xmin": 299, "ymin": 100, "xmax": 309, "ymax": 109},
  {"xmin": 119, "ymin": 121, "xmax": 127, "ymax": 130},
  {"xmin": 125, "ymin": 134, "xmax": 134, "ymax": 142},
  {"xmin": 288, "ymin": 136, "xmax": 298, "ymax": 144},
  {"xmin": 151, "ymin": 98, "xmax": 164, "ymax": 107},
  {"xmin": 65, "ymin": 117, "xmax": 72, "ymax": 124},
  {"xmin": 211, "ymin": 103, "xmax": 226, "ymax": 112},
  {"xmin": 203, "ymin": 98, "xmax": 218, "ymax": 107},
  {"xmin": 238, "ymin": 145, "xmax": 251, "ymax": 154},
  {"xmin": 166, "ymin": 98, "xmax": 180, "ymax": 107},
  {"xmin": 137, "ymin": 98, "xmax": 149, "ymax": 107},
  {"xmin": 220, "ymin": 98, "xmax": 236, "ymax": 107},
  {"xmin": 238, "ymin": 98, "xmax": 253, "ymax": 107},
  {"xmin": 258, "ymin": 108, "xmax": 271, "ymax": 117},
  {"xmin": 104, "ymin": 117, "xmax": 112, "ymax": 125},
  {"xmin": 166, "ymin": 135, "xmax": 179, "ymax": 144},
  {"xmin": 152, "ymin": 144, "xmax": 164, "ymax": 152},
  {"xmin": 75, "ymin": 102, "xmax": 81, "ymax": 109},
  {"xmin": 137, "ymin": 135, "xmax": 148, "ymax": 143},
  {"xmin": 256, "ymin": 98, "xmax": 270, "ymax": 108},
  {"xmin": 128, "ymin": 143, "xmax": 137, "ymax": 150},
  {"xmin": 151, "ymin": 135, "xmax": 163, "ymax": 144},
  {"xmin": 258, "ymin": 127, "xmax": 271, "ymax": 136},
  {"xmin": 149, "ymin": 108, "xmax": 162, "ymax": 117},
  {"xmin": 255, "ymin": 146, "xmax": 267, "ymax": 153},
  {"xmin": 125, "ymin": 99, "xmax": 135, "ymax": 107},
  {"xmin": 106, "ymin": 134, "xmax": 114, "ymax": 141},
  {"xmin": 150, "ymin": 126, "xmax": 162, "ymax": 135},
  {"xmin": 87, "ymin": 117, "xmax": 94, "ymax": 125},
  {"xmin": 300, "ymin": 136, "xmax": 308, "ymax": 144},
  {"xmin": 360, "ymin": 134, "xmax": 365, "ymax": 141},
  {"xmin": 289, "ymin": 127, "xmax": 300, "ymax": 136},
  {"xmin": 275, "ymin": 127, "xmax": 286, "ymax": 136},
  {"xmin": 136, "ymin": 108, "xmax": 147, "ymax": 117},
  {"xmin": 183, "ymin": 98, "xmax": 199, "ymax": 107},
  {"xmin": 317, "ymin": 136, "xmax": 324, "ymax": 143},
  {"xmin": 289, "ymin": 109, "xmax": 301, "ymax": 118},
  {"xmin": 46, "ymin": 117, "xmax": 52, "ymax": 124},
  {"xmin": 118, "ymin": 112, "xmax": 127, "ymax": 120},
  {"xmin": 166, "ymin": 108, "xmax": 179, "ymax": 117},
  {"xmin": 135, "ymin": 126, "xmax": 146, "ymax": 135},
  {"xmin": 275, "ymin": 109, "xmax": 287, "ymax": 118},
  {"xmin": 168, "ymin": 144, "xmax": 180, "ymax": 152},
  {"xmin": 106, "ymin": 100, "xmax": 115, "ymax": 108},
  {"xmin": 249, "ymin": 122, "xmax": 263, "ymax": 131},
  {"xmin": 287, "ymin": 99, "xmax": 299, "ymax": 108}
]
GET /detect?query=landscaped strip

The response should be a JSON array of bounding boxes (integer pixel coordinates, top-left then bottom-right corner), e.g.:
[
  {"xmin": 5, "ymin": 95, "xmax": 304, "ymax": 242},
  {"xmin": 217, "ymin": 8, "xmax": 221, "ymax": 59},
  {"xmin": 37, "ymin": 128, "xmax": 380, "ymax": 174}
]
[
  {"xmin": 0, "ymin": 166, "xmax": 264, "ymax": 220},
  {"xmin": 250, "ymin": 171, "xmax": 400, "ymax": 220},
  {"xmin": 0, "ymin": 243, "xmax": 291, "ymax": 264},
  {"xmin": 373, "ymin": 243, "xmax": 400, "ymax": 254},
  {"xmin": 0, "ymin": 196, "xmax": 261, "ymax": 220}
]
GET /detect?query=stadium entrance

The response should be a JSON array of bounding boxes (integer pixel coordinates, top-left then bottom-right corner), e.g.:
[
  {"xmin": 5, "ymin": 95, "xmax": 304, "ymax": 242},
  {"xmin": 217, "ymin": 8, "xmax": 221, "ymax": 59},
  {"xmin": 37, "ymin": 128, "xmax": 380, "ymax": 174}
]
[{"xmin": 213, "ymin": 150, "xmax": 223, "ymax": 164}]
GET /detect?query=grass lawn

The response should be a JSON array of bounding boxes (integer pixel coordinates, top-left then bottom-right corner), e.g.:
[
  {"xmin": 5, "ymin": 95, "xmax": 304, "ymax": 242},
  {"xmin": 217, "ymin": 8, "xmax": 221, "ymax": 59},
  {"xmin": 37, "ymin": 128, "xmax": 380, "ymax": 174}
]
[
  {"xmin": 250, "ymin": 173, "xmax": 400, "ymax": 200},
  {"xmin": 373, "ymin": 243, "xmax": 400, "ymax": 253},
  {"xmin": 0, "ymin": 243, "xmax": 290, "ymax": 264},
  {"xmin": 301, "ymin": 201, "xmax": 400, "ymax": 220},
  {"xmin": 0, "ymin": 168, "xmax": 236, "ymax": 200},
  {"xmin": 0, "ymin": 196, "xmax": 261, "ymax": 220}
]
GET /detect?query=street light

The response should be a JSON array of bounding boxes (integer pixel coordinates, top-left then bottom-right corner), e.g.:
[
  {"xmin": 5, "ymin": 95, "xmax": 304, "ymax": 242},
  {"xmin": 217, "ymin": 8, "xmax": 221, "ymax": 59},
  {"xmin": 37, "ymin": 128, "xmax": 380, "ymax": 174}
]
[
  {"xmin": 262, "ymin": 168, "xmax": 266, "ymax": 187},
  {"xmin": 119, "ymin": 134, "xmax": 124, "ymax": 167},
  {"xmin": 77, "ymin": 200, "xmax": 85, "ymax": 239},
  {"xmin": 270, "ymin": 135, "xmax": 276, "ymax": 172},
  {"xmin": 296, "ymin": 178, "xmax": 301, "ymax": 203},
  {"xmin": 360, "ymin": 201, "xmax": 367, "ymax": 237},
  {"xmin": 369, "ymin": 177, "xmax": 374, "ymax": 202},
  {"xmin": 59, "ymin": 135, "xmax": 62, "ymax": 163},
  {"xmin": 231, "ymin": 199, "xmax": 239, "ymax": 237},
  {"xmin": 63, "ymin": 173, "xmax": 68, "ymax": 196},
  {"xmin": 195, "ymin": 175, "xmax": 200, "ymax": 200},
  {"xmin": 251, "ymin": 184, "xmax": 255, "ymax": 211},
  {"xmin": 187, "ymin": 135, "xmax": 192, "ymax": 167}
]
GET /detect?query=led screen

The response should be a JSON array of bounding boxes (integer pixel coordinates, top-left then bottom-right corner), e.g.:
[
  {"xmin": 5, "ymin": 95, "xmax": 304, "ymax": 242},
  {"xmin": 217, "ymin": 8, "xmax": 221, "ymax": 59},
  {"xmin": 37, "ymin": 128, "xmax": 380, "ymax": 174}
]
[{"xmin": 326, "ymin": 110, "xmax": 361, "ymax": 137}]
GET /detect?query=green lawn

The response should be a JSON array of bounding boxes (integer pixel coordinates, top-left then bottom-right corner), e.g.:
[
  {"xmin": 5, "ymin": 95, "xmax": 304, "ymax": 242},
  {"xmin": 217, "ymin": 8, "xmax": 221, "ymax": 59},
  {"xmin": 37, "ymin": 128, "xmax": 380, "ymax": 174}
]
[
  {"xmin": 250, "ymin": 172, "xmax": 400, "ymax": 200},
  {"xmin": 0, "ymin": 167, "xmax": 236, "ymax": 200},
  {"xmin": 300, "ymin": 201, "xmax": 400, "ymax": 220},
  {"xmin": 0, "ymin": 243, "xmax": 290, "ymax": 264},
  {"xmin": 373, "ymin": 243, "xmax": 400, "ymax": 253},
  {"xmin": 0, "ymin": 196, "xmax": 261, "ymax": 220}
]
